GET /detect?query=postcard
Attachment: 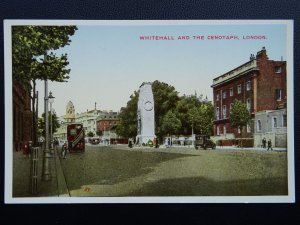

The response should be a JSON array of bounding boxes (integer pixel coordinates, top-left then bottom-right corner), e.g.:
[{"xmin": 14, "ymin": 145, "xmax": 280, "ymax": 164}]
[{"xmin": 4, "ymin": 20, "xmax": 294, "ymax": 203}]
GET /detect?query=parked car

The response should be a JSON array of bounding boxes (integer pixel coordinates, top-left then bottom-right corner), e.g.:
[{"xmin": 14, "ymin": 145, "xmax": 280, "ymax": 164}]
[
  {"xmin": 194, "ymin": 135, "xmax": 216, "ymax": 150},
  {"xmin": 88, "ymin": 137, "xmax": 100, "ymax": 145}
]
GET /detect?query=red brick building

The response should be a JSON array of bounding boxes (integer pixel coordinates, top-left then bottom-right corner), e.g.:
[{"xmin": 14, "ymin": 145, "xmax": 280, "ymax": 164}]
[
  {"xmin": 13, "ymin": 79, "xmax": 33, "ymax": 152},
  {"xmin": 96, "ymin": 111, "xmax": 119, "ymax": 133},
  {"xmin": 211, "ymin": 47, "xmax": 287, "ymax": 139}
]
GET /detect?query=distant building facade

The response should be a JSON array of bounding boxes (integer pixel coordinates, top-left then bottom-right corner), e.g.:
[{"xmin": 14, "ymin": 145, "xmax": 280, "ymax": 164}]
[
  {"xmin": 53, "ymin": 102, "xmax": 120, "ymax": 141},
  {"xmin": 53, "ymin": 101, "xmax": 76, "ymax": 141},
  {"xmin": 76, "ymin": 108, "xmax": 102, "ymax": 136},
  {"xmin": 96, "ymin": 111, "xmax": 120, "ymax": 140},
  {"xmin": 211, "ymin": 47, "xmax": 287, "ymax": 140}
]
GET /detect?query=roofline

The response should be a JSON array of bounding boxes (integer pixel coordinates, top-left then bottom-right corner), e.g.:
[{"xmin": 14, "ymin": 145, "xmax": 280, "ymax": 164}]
[{"xmin": 211, "ymin": 66, "xmax": 259, "ymax": 88}]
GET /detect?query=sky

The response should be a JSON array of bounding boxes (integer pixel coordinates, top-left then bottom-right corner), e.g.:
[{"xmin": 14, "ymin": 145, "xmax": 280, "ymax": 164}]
[{"xmin": 34, "ymin": 21, "xmax": 288, "ymax": 117}]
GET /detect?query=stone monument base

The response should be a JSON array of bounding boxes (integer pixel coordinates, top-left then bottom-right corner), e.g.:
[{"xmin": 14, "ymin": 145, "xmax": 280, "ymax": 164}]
[{"xmin": 136, "ymin": 135, "xmax": 156, "ymax": 145}]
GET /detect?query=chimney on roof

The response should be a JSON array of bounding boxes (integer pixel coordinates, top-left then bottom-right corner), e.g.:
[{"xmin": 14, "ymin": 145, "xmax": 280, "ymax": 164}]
[{"xmin": 256, "ymin": 47, "xmax": 268, "ymax": 60}]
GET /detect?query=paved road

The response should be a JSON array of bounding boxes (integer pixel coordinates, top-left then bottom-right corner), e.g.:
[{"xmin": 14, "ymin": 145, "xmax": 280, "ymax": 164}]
[{"xmin": 59, "ymin": 144, "xmax": 288, "ymax": 197}]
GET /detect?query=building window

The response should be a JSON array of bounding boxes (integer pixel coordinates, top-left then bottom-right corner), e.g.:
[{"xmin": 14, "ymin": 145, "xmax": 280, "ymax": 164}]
[
  {"xmin": 216, "ymin": 107, "xmax": 220, "ymax": 120},
  {"xmin": 246, "ymin": 98, "xmax": 251, "ymax": 112},
  {"xmin": 246, "ymin": 81, "xmax": 251, "ymax": 91},
  {"xmin": 257, "ymin": 119, "xmax": 262, "ymax": 131},
  {"xmin": 282, "ymin": 114, "xmax": 287, "ymax": 127},
  {"xmin": 247, "ymin": 124, "xmax": 251, "ymax": 133},
  {"xmin": 223, "ymin": 105, "xmax": 227, "ymax": 119},
  {"xmin": 230, "ymin": 103, "xmax": 234, "ymax": 112},
  {"xmin": 216, "ymin": 94, "xmax": 219, "ymax": 101},
  {"xmin": 275, "ymin": 66, "xmax": 282, "ymax": 73},
  {"xmin": 223, "ymin": 91, "xmax": 226, "ymax": 99},
  {"xmin": 237, "ymin": 84, "xmax": 242, "ymax": 94},
  {"xmin": 272, "ymin": 117, "xmax": 278, "ymax": 128},
  {"xmin": 230, "ymin": 87, "xmax": 234, "ymax": 96},
  {"xmin": 275, "ymin": 89, "xmax": 282, "ymax": 101}
]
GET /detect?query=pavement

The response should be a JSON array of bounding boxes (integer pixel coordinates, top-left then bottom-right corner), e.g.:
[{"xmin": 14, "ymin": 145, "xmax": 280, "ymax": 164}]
[
  {"xmin": 11, "ymin": 143, "xmax": 287, "ymax": 198},
  {"xmin": 113, "ymin": 143, "xmax": 287, "ymax": 152},
  {"xmin": 12, "ymin": 145, "xmax": 69, "ymax": 197}
]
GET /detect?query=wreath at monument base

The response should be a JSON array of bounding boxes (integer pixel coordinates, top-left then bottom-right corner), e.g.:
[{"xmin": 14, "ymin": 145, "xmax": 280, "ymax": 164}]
[{"xmin": 148, "ymin": 139, "xmax": 154, "ymax": 147}]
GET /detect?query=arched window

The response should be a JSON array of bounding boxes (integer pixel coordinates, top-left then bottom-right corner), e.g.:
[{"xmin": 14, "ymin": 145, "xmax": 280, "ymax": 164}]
[{"xmin": 257, "ymin": 119, "xmax": 262, "ymax": 131}]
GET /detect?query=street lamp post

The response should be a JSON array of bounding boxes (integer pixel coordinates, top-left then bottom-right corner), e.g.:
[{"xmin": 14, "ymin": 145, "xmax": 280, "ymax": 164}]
[
  {"xmin": 48, "ymin": 91, "xmax": 55, "ymax": 150},
  {"xmin": 42, "ymin": 79, "xmax": 51, "ymax": 181},
  {"xmin": 191, "ymin": 114, "xmax": 195, "ymax": 146}
]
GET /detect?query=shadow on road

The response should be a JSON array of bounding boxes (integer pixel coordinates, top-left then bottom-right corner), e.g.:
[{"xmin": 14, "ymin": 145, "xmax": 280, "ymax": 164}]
[
  {"xmin": 60, "ymin": 148, "xmax": 193, "ymax": 191},
  {"xmin": 127, "ymin": 176, "xmax": 288, "ymax": 196}
]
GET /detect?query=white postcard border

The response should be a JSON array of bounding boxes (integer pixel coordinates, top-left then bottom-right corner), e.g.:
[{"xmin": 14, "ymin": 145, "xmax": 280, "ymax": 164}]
[{"xmin": 4, "ymin": 19, "xmax": 295, "ymax": 204}]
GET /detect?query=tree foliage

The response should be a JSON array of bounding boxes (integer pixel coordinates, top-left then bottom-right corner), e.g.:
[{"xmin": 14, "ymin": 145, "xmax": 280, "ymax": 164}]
[
  {"xmin": 152, "ymin": 81, "xmax": 180, "ymax": 138},
  {"xmin": 38, "ymin": 112, "xmax": 60, "ymax": 138},
  {"xmin": 116, "ymin": 80, "xmax": 215, "ymax": 141},
  {"xmin": 87, "ymin": 132, "xmax": 95, "ymax": 137},
  {"xmin": 175, "ymin": 95, "xmax": 202, "ymax": 134},
  {"xmin": 12, "ymin": 25, "xmax": 77, "ymax": 82},
  {"xmin": 116, "ymin": 91, "xmax": 139, "ymax": 138},
  {"xmin": 194, "ymin": 103, "xmax": 214, "ymax": 135},
  {"xmin": 161, "ymin": 111, "xmax": 182, "ymax": 136},
  {"xmin": 230, "ymin": 100, "xmax": 251, "ymax": 129},
  {"xmin": 96, "ymin": 130, "xmax": 103, "ymax": 137},
  {"xmin": 12, "ymin": 25, "xmax": 77, "ymax": 146},
  {"xmin": 174, "ymin": 95, "xmax": 214, "ymax": 135}
]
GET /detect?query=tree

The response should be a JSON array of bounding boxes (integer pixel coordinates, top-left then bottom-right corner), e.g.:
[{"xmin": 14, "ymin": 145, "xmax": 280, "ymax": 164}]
[
  {"xmin": 12, "ymin": 25, "xmax": 77, "ymax": 145},
  {"xmin": 192, "ymin": 103, "xmax": 214, "ymax": 136},
  {"xmin": 96, "ymin": 130, "xmax": 103, "ymax": 137},
  {"xmin": 116, "ymin": 81, "xmax": 180, "ymax": 141},
  {"xmin": 161, "ymin": 111, "xmax": 182, "ymax": 136},
  {"xmin": 175, "ymin": 94, "xmax": 214, "ymax": 136},
  {"xmin": 116, "ymin": 91, "xmax": 139, "ymax": 138},
  {"xmin": 12, "ymin": 26, "xmax": 77, "ymax": 82},
  {"xmin": 151, "ymin": 80, "xmax": 180, "ymax": 140},
  {"xmin": 38, "ymin": 111, "xmax": 60, "ymax": 138},
  {"xmin": 230, "ymin": 100, "xmax": 251, "ymax": 146},
  {"xmin": 87, "ymin": 132, "xmax": 95, "ymax": 137}
]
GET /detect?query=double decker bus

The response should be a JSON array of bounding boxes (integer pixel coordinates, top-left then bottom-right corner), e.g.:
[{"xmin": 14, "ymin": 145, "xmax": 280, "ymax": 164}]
[{"xmin": 67, "ymin": 123, "xmax": 85, "ymax": 153}]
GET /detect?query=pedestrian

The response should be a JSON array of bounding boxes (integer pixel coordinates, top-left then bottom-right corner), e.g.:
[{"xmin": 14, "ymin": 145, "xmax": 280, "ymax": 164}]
[
  {"xmin": 168, "ymin": 138, "xmax": 171, "ymax": 148},
  {"xmin": 154, "ymin": 138, "xmax": 159, "ymax": 148},
  {"xmin": 128, "ymin": 138, "xmax": 133, "ymax": 148},
  {"xmin": 267, "ymin": 139, "xmax": 273, "ymax": 151},
  {"xmin": 262, "ymin": 137, "xmax": 267, "ymax": 148},
  {"xmin": 61, "ymin": 142, "xmax": 68, "ymax": 158},
  {"xmin": 219, "ymin": 140, "xmax": 223, "ymax": 148}
]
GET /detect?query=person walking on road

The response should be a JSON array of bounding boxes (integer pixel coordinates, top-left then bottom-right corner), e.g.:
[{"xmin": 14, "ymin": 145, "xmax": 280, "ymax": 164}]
[
  {"xmin": 262, "ymin": 137, "xmax": 267, "ymax": 148},
  {"xmin": 167, "ymin": 138, "xmax": 171, "ymax": 148},
  {"xmin": 267, "ymin": 139, "xmax": 273, "ymax": 151},
  {"xmin": 61, "ymin": 142, "xmax": 68, "ymax": 158}
]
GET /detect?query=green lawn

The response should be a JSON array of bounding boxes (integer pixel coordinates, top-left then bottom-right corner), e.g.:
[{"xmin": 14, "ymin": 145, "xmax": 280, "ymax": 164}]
[{"xmin": 61, "ymin": 147, "xmax": 288, "ymax": 196}]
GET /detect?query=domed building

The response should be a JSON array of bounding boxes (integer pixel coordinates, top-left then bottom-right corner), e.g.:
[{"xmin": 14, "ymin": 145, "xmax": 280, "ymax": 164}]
[
  {"xmin": 65, "ymin": 101, "xmax": 75, "ymax": 123},
  {"xmin": 53, "ymin": 100, "xmax": 76, "ymax": 142}
]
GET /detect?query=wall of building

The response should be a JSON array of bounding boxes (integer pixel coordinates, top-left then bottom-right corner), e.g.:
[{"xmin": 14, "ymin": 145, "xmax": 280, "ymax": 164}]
[
  {"xmin": 13, "ymin": 80, "xmax": 33, "ymax": 152},
  {"xmin": 211, "ymin": 47, "xmax": 287, "ymax": 142},
  {"xmin": 212, "ymin": 70, "xmax": 256, "ymax": 138},
  {"xmin": 254, "ymin": 109, "xmax": 287, "ymax": 148},
  {"xmin": 256, "ymin": 48, "xmax": 287, "ymax": 111}
]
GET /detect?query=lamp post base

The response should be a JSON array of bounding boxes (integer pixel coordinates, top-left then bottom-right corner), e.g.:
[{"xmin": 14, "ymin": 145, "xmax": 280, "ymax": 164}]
[{"xmin": 42, "ymin": 149, "xmax": 52, "ymax": 181}]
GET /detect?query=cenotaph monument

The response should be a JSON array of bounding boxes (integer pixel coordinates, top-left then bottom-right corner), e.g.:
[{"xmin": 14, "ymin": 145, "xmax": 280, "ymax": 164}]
[{"xmin": 136, "ymin": 82, "xmax": 156, "ymax": 145}]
